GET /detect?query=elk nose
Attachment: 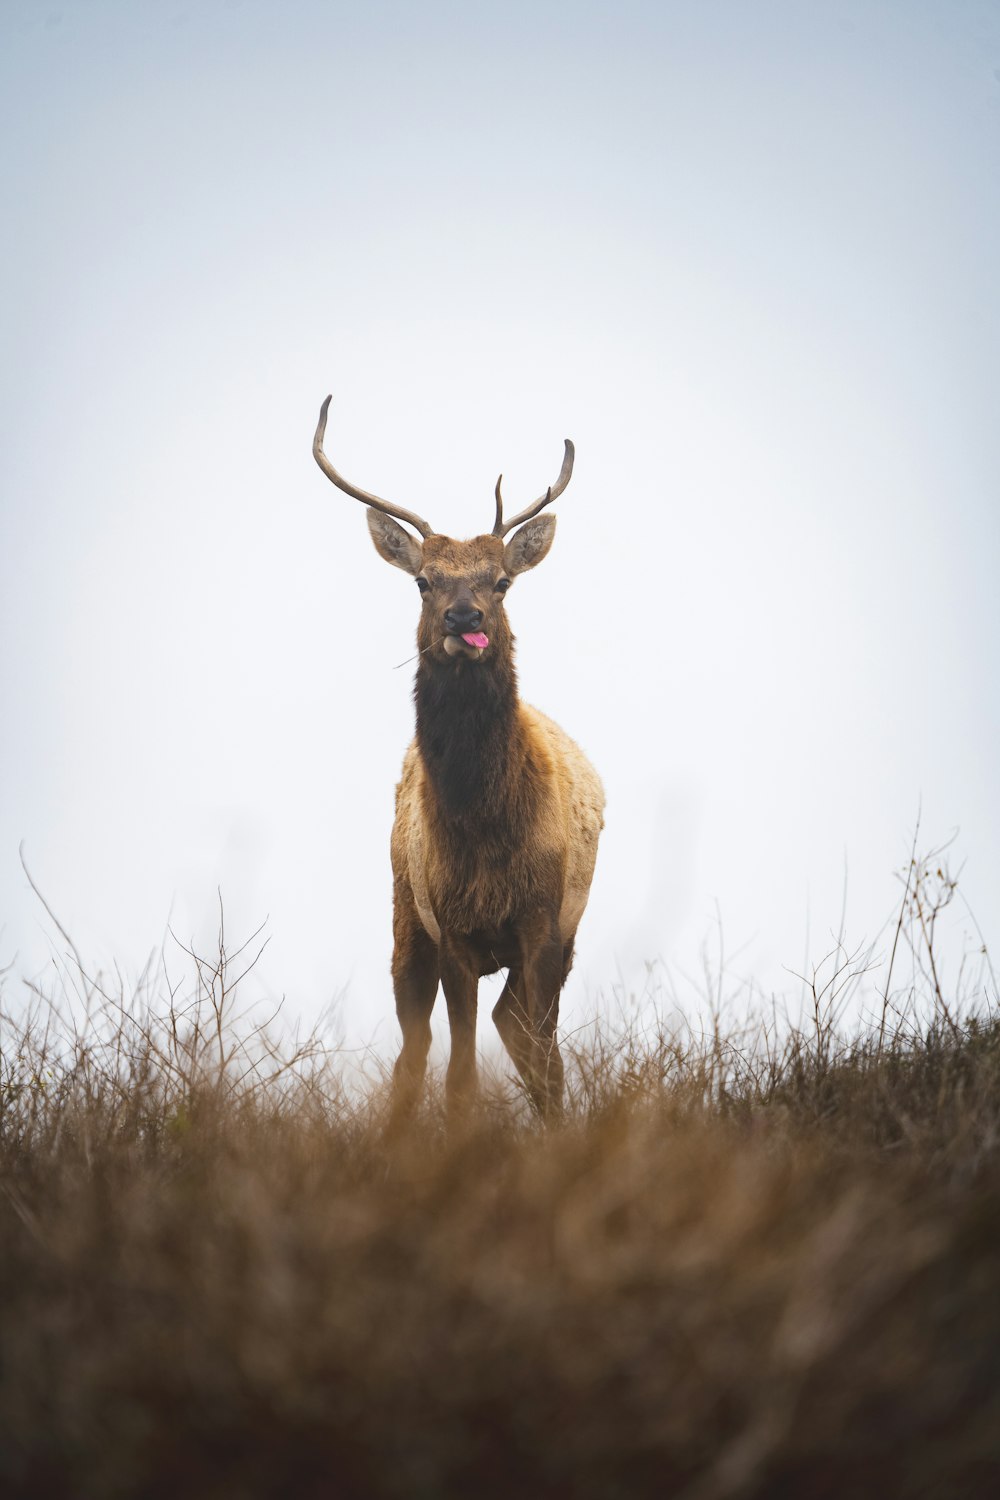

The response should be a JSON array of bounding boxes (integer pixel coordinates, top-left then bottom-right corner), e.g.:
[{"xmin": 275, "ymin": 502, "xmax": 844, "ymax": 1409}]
[{"xmin": 444, "ymin": 606, "xmax": 484, "ymax": 633}]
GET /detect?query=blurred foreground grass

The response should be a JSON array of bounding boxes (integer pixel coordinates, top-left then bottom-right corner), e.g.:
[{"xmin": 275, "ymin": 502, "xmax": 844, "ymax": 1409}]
[{"xmin": 1, "ymin": 849, "xmax": 998, "ymax": 1499}]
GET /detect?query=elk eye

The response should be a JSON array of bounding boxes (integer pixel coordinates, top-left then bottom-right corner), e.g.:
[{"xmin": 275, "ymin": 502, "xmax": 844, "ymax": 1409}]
[
  {"xmin": 415, "ymin": 578, "xmax": 430, "ymax": 594},
  {"xmin": 494, "ymin": 578, "xmax": 510, "ymax": 594}
]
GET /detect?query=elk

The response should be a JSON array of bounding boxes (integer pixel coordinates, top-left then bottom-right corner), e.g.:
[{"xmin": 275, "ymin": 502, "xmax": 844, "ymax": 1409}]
[{"xmin": 313, "ymin": 396, "xmax": 604, "ymax": 1122}]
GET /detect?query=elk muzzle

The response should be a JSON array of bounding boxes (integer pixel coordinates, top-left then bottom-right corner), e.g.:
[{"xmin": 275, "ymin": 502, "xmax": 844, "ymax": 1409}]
[
  {"xmin": 443, "ymin": 605, "xmax": 484, "ymax": 635},
  {"xmin": 441, "ymin": 602, "xmax": 489, "ymax": 659}
]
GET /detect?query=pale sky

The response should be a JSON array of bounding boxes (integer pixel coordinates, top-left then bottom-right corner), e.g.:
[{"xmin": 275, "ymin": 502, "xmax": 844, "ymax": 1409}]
[{"xmin": 2, "ymin": 0, "xmax": 998, "ymax": 1054}]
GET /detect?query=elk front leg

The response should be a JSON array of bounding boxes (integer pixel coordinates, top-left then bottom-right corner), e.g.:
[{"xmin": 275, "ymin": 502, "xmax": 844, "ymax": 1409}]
[
  {"xmin": 388, "ymin": 893, "xmax": 439, "ymax": 1131},
  {"xmin": 438, "ymin": 932, "xmax": 480, "ymax": 1120}
]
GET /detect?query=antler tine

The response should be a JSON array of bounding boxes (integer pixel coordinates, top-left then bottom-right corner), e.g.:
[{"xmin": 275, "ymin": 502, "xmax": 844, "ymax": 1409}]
[
  {"xmin": 491, "ymin": 439, "xmax": 575, "ymax": 537},
  {"xmin": 312, "ymin": 396, "xmax": 435, "ymax": 540}
]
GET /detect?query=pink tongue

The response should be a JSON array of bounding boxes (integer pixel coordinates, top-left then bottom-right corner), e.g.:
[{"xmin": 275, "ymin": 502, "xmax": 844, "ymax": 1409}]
[{"xmin": 462, "ymin": 632, "xmax": 489, "ymax": 649}]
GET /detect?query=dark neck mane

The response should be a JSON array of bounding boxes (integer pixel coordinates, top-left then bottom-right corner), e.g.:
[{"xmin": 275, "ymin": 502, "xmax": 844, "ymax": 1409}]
[{"xmin": 414, "ymin": 649, "xmax": 526, "ymax": 826}]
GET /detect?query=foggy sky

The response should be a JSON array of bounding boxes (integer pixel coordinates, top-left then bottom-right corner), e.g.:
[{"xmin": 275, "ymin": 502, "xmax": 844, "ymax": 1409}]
[{"xmin": 2, "ymin": 0, "xmax": 998, "ymax": 1055}]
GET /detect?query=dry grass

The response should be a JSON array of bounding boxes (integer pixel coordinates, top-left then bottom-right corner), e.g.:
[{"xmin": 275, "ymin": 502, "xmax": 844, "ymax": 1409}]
[{"xmin": 1, "ymin": 848, "xmax": 998, "ymax": 1499}]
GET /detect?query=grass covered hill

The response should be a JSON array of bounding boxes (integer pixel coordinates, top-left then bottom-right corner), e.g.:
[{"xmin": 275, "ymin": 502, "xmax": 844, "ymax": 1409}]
[{"xmin": 1, "ymin": 855, "xmax": 998, "ymax": 1498}]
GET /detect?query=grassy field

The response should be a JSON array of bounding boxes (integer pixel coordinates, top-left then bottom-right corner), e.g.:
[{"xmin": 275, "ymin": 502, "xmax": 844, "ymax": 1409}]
[{"xmin": 2, "ymin": 849, "xmax": 998, "ymax": 1499}]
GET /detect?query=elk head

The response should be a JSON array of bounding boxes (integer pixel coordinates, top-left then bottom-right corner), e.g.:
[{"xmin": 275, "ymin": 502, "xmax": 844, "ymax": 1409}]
[{"xmin": 312, "ymin": 396, "xmax": 574, "ymax": 665}]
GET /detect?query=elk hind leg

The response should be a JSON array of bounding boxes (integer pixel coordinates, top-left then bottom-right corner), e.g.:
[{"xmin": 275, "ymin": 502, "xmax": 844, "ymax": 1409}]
[
  {"xmin": 492, "ymin": 967, "xmax": 534, "ymax": 1091},
  {"xmin": 496, "ymin": 922, "xmax": 567, "ymax": 1120},
  {"xmin": 525, "ymin": 926, "xmax": 569, "ymax": 1119}
]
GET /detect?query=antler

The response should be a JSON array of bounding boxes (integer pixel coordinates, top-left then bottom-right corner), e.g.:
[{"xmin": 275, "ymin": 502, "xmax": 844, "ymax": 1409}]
[
  {"xmin": 312, "ymin": 396, "xmax": 435, "ymax": 539},
  {"xmin": 491, "ymin": 439, "xmax": 575, "ymax": 538}
]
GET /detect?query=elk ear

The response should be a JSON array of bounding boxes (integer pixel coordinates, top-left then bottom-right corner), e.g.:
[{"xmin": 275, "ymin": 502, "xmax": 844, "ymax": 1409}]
[
  {"xmin": 504, "ymin": 514, "xmax": 556, "ymax": 576},
  {"xmin": 367, "ymin": 508, "xmax": 424, "ymax": 575}
]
